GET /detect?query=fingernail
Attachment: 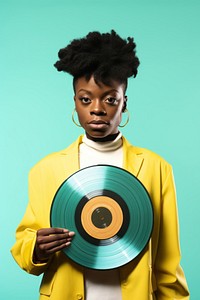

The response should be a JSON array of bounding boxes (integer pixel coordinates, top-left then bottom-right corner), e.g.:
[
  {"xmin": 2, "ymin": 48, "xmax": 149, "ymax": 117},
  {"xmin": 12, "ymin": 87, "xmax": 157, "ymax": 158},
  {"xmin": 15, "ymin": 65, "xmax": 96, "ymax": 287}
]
[{"xmin": 69, "ymin": 231, "xmax": 75, "ymax": 236}]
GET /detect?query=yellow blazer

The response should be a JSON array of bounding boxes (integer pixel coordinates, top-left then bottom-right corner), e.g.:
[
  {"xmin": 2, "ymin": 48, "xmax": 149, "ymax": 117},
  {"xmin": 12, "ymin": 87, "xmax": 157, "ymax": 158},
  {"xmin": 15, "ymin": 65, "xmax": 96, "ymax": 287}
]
[{"xmin": 11, "ymin": 136, "xmax": 189, "ymax": 300}]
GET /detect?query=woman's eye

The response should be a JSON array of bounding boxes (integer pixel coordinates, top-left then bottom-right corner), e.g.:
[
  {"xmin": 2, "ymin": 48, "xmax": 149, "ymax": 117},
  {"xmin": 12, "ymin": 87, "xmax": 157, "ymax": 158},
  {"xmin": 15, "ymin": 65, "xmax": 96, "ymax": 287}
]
[
  {"xmin": 80, "ymin": 97, "xmax": 91, "ymax": 104},
  {"xmin": 105, "ymin": 97, "xmax": 118, "ymax": 105}
]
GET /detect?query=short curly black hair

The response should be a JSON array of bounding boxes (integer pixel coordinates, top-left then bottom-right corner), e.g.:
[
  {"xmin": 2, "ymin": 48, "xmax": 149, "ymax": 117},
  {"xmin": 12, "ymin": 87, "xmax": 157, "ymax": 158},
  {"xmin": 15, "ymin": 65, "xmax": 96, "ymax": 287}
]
[{"xmin": 54, "ymin": 30, "xmax": 140, "ymax": 90}]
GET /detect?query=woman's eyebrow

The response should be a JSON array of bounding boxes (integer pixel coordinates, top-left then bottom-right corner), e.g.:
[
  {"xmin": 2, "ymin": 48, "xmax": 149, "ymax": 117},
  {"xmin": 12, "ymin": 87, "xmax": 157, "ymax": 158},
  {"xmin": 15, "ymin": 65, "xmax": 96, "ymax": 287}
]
[
  {"xmin": 101, "ymin": 89, "xmax": 119, "ymax": 97},
  {"xmin": 77, "ymin": 89, "xmax": 119, "ymax": 95},
  {"xmin": 77, "ymin": 89, "xmax": 92, "ymax": 94}
]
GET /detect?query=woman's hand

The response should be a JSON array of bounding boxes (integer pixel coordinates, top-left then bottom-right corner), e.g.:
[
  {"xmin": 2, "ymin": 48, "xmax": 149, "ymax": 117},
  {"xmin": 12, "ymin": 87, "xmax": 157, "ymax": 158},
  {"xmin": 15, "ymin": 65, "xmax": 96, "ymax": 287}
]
[{"xmin": 33, "ymin": 227, "xmax": 75, "ymax": 263}]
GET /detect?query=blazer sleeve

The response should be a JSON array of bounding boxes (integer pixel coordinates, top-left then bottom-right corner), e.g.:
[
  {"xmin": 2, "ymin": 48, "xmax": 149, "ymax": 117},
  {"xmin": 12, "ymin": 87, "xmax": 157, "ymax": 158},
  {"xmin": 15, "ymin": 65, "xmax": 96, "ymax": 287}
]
[
  {"xmin": 11, "ymin": 165, "xmax": 52, "ymax": 276},
  {"xmin": 154, "ymin": 167, "xmax": 189, "ymax": 299}
]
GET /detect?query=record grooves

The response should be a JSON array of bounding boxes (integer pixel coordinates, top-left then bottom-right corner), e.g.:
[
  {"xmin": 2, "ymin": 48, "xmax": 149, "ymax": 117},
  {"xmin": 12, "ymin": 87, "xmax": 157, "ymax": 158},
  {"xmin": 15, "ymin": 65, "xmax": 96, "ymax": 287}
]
[{"xmin": 50, "ymin": 165, "xmax": 153, "ymax": 270}]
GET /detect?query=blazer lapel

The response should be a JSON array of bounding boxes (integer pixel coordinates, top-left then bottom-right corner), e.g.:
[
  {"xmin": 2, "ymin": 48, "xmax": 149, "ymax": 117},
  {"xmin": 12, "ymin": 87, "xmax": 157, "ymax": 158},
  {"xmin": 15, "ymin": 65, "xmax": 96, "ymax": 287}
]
[
  {"xmin": 59, "ymin": 136, "xmax": 82, "ymax": 179},
  {"xmin": 59, "ymin": 135, "xmax": 144, "ymax": 179},
  {"xmin": 122, "ymin": 137, "xmax": 144, "ymax": 178}
]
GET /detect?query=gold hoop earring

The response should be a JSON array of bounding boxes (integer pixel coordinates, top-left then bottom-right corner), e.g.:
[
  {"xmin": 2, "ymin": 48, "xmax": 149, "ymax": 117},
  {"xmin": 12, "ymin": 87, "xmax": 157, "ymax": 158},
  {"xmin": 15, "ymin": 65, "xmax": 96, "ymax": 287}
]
[
  {"xmin": 72, "ymin": 108, "xmax": 82, "ymax": 127},
  {"xmin": 119, "ymin": 109, "xmax": 130, "ymax": 128}
]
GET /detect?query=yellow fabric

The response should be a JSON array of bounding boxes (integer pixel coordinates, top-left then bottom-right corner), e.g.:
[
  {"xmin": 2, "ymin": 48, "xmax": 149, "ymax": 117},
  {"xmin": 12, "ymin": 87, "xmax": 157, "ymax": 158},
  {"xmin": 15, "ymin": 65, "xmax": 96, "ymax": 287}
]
[{"xmin": 11, "ymin": 135, "xmax": 189, "ymax": 299}]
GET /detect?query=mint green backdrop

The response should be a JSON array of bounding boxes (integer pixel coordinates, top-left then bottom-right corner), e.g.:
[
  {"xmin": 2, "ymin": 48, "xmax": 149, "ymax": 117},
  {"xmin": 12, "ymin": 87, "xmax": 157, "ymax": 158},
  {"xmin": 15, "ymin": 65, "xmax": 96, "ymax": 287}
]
[{"xmin": 1, "ymin": 0, "xmax": 199, "ymax": 298}]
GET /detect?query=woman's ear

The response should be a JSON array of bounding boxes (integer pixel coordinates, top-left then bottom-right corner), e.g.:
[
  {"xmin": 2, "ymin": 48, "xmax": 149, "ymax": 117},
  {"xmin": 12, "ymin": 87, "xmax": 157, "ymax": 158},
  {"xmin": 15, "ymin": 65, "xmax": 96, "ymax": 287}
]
[
  {"xmin": 122, "ymin": 96, "xmax": 128, "ymax": 112},
  {"xmin": 74, "ymin": 95, "xmax": 77, "ymax": 109}
]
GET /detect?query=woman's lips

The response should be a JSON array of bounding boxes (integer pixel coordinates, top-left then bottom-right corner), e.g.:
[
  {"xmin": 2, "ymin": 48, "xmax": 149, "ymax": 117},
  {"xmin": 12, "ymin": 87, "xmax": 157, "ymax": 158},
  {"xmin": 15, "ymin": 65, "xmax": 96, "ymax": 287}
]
[{"xmin": 88, "ymin": 120, "xmax": 109, "ymax": 129}]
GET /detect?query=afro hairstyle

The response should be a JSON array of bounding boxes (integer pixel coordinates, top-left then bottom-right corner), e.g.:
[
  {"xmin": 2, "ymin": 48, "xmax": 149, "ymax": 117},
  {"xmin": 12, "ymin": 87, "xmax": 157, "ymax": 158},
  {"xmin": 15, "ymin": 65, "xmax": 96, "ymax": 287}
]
[{"xmin": 54, "ymin": 30, "xmax": 140, "ymax": 89}]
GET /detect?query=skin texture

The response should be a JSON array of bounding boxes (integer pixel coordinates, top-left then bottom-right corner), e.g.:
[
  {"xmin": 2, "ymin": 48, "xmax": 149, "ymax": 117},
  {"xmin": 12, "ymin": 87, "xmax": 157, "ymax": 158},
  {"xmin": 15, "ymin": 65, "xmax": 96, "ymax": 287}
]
[
  {"xmin": 34, "ymin": 75, "xmax": 127, "ymax": 262},
  {"xmin": 74, "ymin": 76, "xmax": 127, "ymax": 140},
  {"xmin": 33, "ymin": 228, "xmax": 75, "ymax": 263}
]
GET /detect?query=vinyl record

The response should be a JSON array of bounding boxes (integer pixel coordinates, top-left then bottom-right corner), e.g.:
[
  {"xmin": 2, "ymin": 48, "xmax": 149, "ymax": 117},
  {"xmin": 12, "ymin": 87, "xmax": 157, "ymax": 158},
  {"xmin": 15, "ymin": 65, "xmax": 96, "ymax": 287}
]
[{"xmin": 50, "ymin": 165, "xmax": 153, "ymax": 270}]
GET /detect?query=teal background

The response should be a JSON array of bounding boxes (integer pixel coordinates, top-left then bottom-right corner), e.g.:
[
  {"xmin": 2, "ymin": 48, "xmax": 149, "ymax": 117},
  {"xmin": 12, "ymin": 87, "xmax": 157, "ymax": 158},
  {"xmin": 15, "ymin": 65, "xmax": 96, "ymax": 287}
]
[{"xmin": 1, "ymin": 0, "xmax": 199, "ymax": 298}]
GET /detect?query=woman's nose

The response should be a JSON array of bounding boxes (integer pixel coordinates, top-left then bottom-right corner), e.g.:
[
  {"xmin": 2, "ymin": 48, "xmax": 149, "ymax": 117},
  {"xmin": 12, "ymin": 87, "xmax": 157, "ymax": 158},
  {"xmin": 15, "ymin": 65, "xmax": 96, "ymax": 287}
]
[{"xmin": 90, "ymin": 100, "xmax": 106, "ymax": 115}]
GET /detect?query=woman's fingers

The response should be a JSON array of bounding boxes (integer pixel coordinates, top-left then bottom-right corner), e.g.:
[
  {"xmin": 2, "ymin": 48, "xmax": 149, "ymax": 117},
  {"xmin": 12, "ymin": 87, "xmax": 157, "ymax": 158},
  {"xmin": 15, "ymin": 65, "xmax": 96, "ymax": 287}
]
[
  {"xmin": 33, "ymin": 227, "xmax": 75, "ymax": 262},
  {"xmin": 37, "ymin": 228, "xmax": 75, "ymax": 245}
]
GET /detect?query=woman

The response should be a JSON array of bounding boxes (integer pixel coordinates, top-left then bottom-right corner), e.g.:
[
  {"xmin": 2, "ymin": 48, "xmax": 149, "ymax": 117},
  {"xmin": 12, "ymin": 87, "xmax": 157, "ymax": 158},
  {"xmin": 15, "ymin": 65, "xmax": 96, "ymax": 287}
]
[{"xmin": 11, "ymin": 30, "xmax": 189, "ymax": 299}]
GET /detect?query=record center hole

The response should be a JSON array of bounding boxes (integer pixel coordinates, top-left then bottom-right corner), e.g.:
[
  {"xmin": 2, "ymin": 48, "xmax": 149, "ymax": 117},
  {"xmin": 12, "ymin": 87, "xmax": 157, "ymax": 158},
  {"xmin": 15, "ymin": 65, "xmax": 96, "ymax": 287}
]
[{"xmin": 91, "ymin": 207, "xmax": 112, "ymax": 229}]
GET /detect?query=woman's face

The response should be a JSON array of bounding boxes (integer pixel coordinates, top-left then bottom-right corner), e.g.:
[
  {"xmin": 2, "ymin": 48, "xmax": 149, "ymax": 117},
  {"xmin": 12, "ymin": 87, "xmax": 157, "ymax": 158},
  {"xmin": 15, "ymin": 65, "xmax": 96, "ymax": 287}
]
[{"xmin": 74, "ymin": 76, "xmax": 126, "ymax": 140}]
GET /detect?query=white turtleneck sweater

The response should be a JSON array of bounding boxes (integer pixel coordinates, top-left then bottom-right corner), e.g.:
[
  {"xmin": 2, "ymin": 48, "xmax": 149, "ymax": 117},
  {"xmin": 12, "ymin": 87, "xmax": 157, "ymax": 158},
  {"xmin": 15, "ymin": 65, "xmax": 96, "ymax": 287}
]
[{"xmin": 79, "ymin": 133, "xmax": 123, "ymax": 300}]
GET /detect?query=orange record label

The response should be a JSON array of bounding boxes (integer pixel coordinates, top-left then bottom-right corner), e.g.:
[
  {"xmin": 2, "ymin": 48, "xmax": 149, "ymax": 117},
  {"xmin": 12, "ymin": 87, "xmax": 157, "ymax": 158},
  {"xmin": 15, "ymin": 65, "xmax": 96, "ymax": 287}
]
[{"xmin": 81, "ymin": 196, "xmax": 123, "ymax": 239}]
